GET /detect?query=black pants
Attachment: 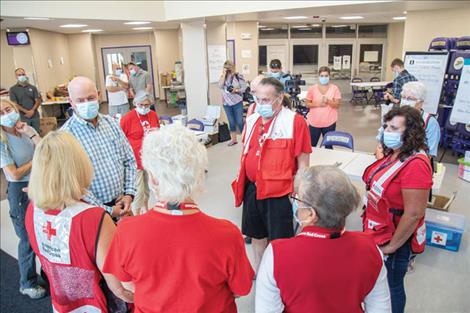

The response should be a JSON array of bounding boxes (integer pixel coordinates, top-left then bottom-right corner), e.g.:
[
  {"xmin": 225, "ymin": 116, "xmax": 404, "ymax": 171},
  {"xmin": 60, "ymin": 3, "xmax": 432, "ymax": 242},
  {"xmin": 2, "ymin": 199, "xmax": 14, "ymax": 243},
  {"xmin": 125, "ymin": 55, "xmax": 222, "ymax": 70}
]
[{"xmin": 309, "ymin": 123, "xmax": 336, "ymax": 148}]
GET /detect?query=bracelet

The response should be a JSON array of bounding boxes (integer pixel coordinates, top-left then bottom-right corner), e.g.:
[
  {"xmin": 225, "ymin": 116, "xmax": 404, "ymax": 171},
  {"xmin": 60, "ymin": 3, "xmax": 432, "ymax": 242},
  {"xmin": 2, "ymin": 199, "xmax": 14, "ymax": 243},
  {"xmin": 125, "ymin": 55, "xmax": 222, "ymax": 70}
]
[{"xmin": 29, "ymin": 134, "xmax": 37, "ymax": 140}]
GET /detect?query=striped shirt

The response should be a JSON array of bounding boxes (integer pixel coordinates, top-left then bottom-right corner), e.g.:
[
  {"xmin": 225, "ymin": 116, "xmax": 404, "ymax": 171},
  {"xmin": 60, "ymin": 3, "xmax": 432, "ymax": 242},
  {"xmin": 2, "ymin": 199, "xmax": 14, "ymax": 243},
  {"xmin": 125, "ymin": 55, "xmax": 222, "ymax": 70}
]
[
  {"xmin": 219, "ymin": 73, "xmax": 247, "ymax": 106},
  {"xmin": 61, "ymin": 113, "xmax": 137, "ymax": 213}
]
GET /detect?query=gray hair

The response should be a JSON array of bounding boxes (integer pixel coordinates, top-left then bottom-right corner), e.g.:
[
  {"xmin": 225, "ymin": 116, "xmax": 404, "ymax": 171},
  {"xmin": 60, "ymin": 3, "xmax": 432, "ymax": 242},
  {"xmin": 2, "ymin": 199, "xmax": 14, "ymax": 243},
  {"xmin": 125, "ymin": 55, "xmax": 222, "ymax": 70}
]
[
  {"xmin": 260, "ymin": 77, "xmax": 284, "ymax": 96},
  {"xmin": 133, "ymin": 91, "xmax": 151, "ymax": 105},
  {"xmin": 294, "ymin": 165, "xmax": 360, "ymax": 229},
  {"xmin": 401, "ymin": 81, "xmax": 426, "ymax": 101},
  {"xmin": 141, "ymin": 124, "xmax": 208, "ymax": 203}
]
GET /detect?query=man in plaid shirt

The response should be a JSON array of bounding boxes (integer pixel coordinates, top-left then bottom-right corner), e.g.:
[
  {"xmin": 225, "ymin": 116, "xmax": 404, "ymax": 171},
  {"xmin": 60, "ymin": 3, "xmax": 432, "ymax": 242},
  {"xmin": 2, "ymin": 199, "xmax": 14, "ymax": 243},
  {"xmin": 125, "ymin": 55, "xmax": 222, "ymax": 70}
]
[
  {"xmin": 384, "ymin": 58, "xmax": 417, "ymax": 105},
  {"xmin": 62, "ymin": 76, "xmax": 136, "ymax": 218}
]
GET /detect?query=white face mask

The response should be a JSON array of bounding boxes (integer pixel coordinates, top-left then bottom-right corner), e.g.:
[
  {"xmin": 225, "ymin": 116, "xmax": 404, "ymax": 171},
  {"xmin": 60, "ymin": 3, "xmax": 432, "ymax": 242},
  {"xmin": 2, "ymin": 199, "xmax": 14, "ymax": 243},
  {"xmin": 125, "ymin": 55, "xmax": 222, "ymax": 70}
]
[
  {"xmin": 136, "ymin": 106, "xmax": 150, "ymax": 115},
  {"xmin": 400, "ymin": 98, "xmax": 417, "ymax": 107},
  {"xmin": 75, "ymin": 100, "xmax": 99, "ymax": 120}
]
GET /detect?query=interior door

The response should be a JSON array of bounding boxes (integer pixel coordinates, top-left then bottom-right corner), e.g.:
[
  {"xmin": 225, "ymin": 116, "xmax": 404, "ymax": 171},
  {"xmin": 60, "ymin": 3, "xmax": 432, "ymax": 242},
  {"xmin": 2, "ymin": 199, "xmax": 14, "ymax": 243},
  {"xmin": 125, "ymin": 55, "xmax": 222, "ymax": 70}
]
[
  {"xmin": 357, "ymin": 39, "xmax": 386, "ymax": 81},
  {"xmin": 325, "ymin": 40, "xmax": 356, "ymax": 94},
  {"xmin": 290, "ymin": 39, "xmax": 322, "ymax": 90},
  {"xmin": 267, "ymin": 45, "xmax": 288, "ymax": 72}
]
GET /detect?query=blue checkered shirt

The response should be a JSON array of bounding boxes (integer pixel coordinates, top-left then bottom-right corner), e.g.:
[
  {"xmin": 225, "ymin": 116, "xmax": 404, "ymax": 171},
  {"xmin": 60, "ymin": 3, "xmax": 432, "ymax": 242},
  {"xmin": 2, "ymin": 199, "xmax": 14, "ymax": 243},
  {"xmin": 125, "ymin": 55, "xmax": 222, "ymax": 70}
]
[
  {"xmin": 61, "ymin": 113, "xmax": 137, "ymax": 213},
  {"xmin": 392, "ymin": 70, "xmax": 418, "ymax": 100}
]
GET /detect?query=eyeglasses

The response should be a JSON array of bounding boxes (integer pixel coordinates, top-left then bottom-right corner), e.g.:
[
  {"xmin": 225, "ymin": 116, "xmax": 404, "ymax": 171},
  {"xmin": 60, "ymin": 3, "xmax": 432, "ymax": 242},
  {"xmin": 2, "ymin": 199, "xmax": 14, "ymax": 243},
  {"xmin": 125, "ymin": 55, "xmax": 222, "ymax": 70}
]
[{"xmin": 290, "ymin": 193, "xmax": 314, "ymax": 209}]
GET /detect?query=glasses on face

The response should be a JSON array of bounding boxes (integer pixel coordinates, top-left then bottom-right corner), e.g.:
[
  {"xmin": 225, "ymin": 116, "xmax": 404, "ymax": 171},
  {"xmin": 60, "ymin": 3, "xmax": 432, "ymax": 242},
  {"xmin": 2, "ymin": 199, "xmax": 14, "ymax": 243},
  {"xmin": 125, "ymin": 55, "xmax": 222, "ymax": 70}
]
[{"xmin": 290, "ymin": 193, "xmax": 314, "ymax": 209}]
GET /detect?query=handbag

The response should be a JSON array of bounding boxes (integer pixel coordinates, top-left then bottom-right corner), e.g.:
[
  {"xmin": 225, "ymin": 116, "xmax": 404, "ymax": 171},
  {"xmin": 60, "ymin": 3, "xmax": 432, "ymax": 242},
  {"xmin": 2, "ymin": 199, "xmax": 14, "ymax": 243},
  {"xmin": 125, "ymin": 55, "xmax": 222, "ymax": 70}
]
[{"xmin": 218, "ymin": 122, "xmax": 231, "ymax": 142}]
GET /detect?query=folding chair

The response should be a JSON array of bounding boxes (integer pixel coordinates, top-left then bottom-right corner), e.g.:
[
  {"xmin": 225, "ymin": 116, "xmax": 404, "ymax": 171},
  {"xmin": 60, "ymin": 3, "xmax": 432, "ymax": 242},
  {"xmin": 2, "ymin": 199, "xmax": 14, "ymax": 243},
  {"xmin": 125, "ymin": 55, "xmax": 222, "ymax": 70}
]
[
  {"xmin": 320, "ymin": 131, "xmax": 354, "ymax": 151},
  {"xmin": 187, "ymin": 119, "xmax": 205, "ymax": 131}
]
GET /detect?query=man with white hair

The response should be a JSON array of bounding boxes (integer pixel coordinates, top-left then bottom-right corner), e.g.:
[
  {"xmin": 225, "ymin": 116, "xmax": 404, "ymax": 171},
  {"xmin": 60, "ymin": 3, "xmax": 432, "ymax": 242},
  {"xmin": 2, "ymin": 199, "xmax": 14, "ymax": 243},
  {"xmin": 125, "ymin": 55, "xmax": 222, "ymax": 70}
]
[
  {"xmin": 400, "ymin": 81, "xmax": 440, "ymax": 157},
  {"xmin": 62, "ymin": 76, "xmax": 137, "ymax": 218}
]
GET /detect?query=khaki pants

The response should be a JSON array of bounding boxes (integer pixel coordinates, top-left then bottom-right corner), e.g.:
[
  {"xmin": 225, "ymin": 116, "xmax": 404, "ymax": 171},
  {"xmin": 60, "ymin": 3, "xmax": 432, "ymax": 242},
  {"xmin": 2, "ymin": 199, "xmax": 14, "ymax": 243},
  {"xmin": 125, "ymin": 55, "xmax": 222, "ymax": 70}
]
[{"xmin": 132, "ymin": 169, "xmax": 149, "ymax": 215}]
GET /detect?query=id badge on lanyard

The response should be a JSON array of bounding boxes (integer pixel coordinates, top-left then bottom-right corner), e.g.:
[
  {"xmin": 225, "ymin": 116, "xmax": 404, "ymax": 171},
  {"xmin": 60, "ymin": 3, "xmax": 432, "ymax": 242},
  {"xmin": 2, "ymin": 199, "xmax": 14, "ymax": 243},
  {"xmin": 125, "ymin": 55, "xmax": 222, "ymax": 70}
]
[{"xmin": 136, "ymin": 110, "xmax": 151, "ymax": 135}]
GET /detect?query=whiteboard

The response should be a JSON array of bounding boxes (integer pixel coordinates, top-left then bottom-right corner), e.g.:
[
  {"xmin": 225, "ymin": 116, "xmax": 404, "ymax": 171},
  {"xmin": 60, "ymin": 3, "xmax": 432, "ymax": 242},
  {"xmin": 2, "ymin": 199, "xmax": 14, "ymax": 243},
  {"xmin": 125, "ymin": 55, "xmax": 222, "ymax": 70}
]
[
  {"xmin": 364, "ymin": 51, "xmax": 379, "ymax": 62},
  {"xmin": 404, "ymin": 52, "xmax": 449, "ymax": 114},
  {"xmin": 450, "ymin": 58, "xmax": 470, "ymax": 124},
  {"xmin": 208, "ymin": 45, "xmax": 226, "ymax": 83}
]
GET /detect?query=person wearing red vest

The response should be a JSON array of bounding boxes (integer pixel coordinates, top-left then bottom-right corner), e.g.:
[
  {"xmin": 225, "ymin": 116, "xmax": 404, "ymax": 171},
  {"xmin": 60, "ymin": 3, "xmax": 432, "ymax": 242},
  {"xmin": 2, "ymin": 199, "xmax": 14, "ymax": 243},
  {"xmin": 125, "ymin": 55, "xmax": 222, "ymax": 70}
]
[
  {"xmin": 256, "ymin": 165, "xmax": 391, "ymax": 313},
  {"xmin": 363, "ymin": 106, "xmax": 432, "ymax": 313},
  {"xmin": 25, "ymin": 131, "xmax": 133, "ymax": 312},
  {"xmin": 120, "ymin": 91, "xmax": 160, "ymax": 215},
  {"xmin": 104, "ymin": 125, "xmax": 254, "ymax": 313},
  {"xmin": 232, "ymin": 77, "xmax": 312, "ymax": 274}
]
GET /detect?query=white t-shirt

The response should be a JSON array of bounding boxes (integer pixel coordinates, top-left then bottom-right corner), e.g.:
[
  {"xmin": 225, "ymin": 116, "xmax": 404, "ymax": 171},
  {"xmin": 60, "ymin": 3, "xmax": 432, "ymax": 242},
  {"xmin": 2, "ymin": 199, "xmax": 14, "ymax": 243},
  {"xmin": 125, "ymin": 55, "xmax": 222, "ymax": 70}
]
[{"xmin": 106, "ymin": 74, "xmax": 128, "ymax": 106}]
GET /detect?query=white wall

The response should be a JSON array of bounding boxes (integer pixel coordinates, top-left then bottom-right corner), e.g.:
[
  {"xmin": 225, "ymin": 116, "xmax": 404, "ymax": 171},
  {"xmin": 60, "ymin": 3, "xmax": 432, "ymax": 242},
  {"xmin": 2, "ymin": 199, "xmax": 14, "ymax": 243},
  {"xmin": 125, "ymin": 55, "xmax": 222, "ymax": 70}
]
[
  {"xmin": 181, "ymin": 20, "xmax": 209, "ymax": 119},
  {"xmin": 227, "ymin": 22, "xmax": 259, "ymax": 82},
  {"xmin": 154, "ymin": 29, "xmax": 181, "ymax": 96},
  {"xmin": 385, "ymin": 22, "xmax": 405, "ymax": 81},
  {"xmin": 1, "ymin": 30, "xmax": 21, "ymax": 90},
  {"xmin": 67, "ymin": 33, "xmax": 97, "ymax": 82},
  {"xmin": 403, "ymin": 6, "xmax": 470, "ymax": 52}
]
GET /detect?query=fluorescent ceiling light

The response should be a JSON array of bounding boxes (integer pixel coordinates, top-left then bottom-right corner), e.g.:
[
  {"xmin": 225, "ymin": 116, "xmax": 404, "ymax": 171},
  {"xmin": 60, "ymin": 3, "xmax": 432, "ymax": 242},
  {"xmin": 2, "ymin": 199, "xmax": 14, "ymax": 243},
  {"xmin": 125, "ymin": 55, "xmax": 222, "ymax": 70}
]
[
  {"xmin": 24, "ymin": 17, "xmax": 51, "ymax": 20},
  {"xmin": 260, "ymin": 27, "xmax": 275, "ymax": 31},
  {"xmin": 403, "ymin": 11, "xmax": 407, "ymax": 14},
  {"xmin": 340, "ymin": 16, "xmax": 363, "ymax": 20},
  {"xmin": 393, "ymin": 16, "xmax": 407, "ymax": 20},
  {"xmin": 60, "ymin": 24, "xmax": 87, "ymax": 28},
  {"xmin": 132, "ymin": 27, "xmax": 153, "ymax": 30},
  {"xmin": 291, "ymin": 25, "xmax": 308, "ymax": 28},
  {"xmin": 124, "ymin": 21, "xmax": 151, "ymax": 25},
  {"xmin": 298, "ymin": 28, "xmax": 312, "ymax": 31},
  {"xmin": 258, "ymin": 25, "xmax": 266, "ymax": 28},
  {"xmin": 331, "ymin": 25, "xmax": 347, "ymax": 28},
  {"xmin": 311, "ymin": 24, "xmax": 321, "ymax": 27},
  {"xmin": 284, "ymin": 16, "xmax": 308, "ymax": 20},
  {"xmin": 82, "ymin": 29, "xmax": 103, "ymax": 33}
]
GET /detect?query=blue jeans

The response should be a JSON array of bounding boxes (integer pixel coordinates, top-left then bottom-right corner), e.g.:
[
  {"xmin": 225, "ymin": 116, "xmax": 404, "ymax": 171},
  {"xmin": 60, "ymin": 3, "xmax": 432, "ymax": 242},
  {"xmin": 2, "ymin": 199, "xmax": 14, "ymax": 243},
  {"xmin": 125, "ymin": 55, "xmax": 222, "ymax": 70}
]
[
  {"xmin": 309, "ymin": 123, "xmax": 336, "ymax": 148},
  {"xmin": 7, "ymin": 181, "xmax": 38, "ymax": 289},
  {"xmin": 385, "ymin": 241, "xmax": 412, "ymax": 313},
  {"xmin": 223, "ymin": 101, "xmax": 244, "ymax": 133}
]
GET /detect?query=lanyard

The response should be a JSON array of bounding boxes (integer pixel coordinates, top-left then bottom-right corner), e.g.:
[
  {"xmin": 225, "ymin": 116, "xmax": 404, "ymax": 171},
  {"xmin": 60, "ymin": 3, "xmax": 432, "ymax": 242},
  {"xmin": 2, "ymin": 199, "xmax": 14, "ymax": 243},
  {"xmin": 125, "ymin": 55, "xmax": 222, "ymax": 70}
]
[
  {"xmin": 366, "ymin": 156, "xmax": 395, "ymax": 190},
  {"xmin": 135, "ymin": 110, "xmax": 152, "ymax": 133},
  {"xmin": 297, "ymin": 228, "xmax": 345, "ymax": 239},
  {"xmin": 154, "ymin": 202, "xmax": 199, "ymax": 215}
]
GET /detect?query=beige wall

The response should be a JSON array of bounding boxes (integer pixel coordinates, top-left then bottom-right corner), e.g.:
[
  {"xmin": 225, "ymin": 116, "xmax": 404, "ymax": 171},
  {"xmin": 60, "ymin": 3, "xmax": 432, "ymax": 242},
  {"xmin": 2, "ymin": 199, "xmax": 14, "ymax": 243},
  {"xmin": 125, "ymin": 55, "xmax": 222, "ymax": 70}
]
[
  {"xmin": 206, "ymin": 22, "xmax": 227, "ymax": 108},
  {"xmin": 154, "ymin": 29, "xmax": 181, "ymax": 96},
  {"xmin": 227, "ymin": 21, "xmax": 259, "ymax": 82},
  {"xmin": 1, "ymin": 30, "xmax": 18, "ymax": 90},
  {"xmin": 385, "ymin": 22, "xmax": 405, "ymax": 81},
  {"xmin": 67, "ymin": 33, "xmax": 97, "ymax": 82},
  {"xmin": 403, "ymin": 6, "xmax": 470, "ymax": 52},
  {"xmin": 29, "ymin": 28, "xmax": 72, "ymax": 93},
  {"xmin": 93, "ymin": 32, "xmax": 159, "ymax": 101}
]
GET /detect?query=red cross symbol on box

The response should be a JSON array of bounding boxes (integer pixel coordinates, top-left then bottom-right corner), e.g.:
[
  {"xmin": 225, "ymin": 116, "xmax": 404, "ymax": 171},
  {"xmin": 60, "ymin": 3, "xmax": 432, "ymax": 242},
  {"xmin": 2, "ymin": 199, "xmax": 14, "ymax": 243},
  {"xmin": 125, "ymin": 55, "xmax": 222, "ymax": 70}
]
[
  {"xmin": 434, "ymin": 235, "xmax": 443, "ymax": 243},
  {"xmin": 43, "ymin": 221, "xmax": 57, "ymax": 240}
]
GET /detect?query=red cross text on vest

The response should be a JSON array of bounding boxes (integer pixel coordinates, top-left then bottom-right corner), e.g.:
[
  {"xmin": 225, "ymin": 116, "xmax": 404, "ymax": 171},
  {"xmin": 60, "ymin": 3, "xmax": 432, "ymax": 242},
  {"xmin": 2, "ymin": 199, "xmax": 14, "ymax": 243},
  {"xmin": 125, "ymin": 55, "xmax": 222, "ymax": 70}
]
[
  {"xmin": 43, "ymin": 221, "xmax": 57, "ymax": 240},
  {"xmin": 434, "ymin": 235, "xmax": 443, "ymax": 243}
]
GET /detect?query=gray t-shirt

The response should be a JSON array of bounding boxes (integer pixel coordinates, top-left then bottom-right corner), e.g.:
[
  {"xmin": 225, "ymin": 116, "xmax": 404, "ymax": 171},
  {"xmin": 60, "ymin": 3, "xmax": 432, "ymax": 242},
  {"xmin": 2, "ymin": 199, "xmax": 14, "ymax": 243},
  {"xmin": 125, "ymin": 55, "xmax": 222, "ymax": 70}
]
[
  {"xmin": 9, "ymin": 83, "xmax": 40, "ymax": 115},
  {"xmin": 0, "ymin": 133, "xmax": 35, "ymax": 182},
  {"xmin": 129, "ymin": 70, "xmax": 153, "ymax": 100}
]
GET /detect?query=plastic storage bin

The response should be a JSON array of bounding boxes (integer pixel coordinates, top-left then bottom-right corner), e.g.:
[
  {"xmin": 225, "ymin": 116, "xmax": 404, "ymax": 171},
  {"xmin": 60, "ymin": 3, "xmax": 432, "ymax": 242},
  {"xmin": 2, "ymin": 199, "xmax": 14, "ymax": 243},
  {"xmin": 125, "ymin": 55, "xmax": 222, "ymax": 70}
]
[{"xmin": 425, "ymin": 209, "xmax": 467, "ymax": 252}]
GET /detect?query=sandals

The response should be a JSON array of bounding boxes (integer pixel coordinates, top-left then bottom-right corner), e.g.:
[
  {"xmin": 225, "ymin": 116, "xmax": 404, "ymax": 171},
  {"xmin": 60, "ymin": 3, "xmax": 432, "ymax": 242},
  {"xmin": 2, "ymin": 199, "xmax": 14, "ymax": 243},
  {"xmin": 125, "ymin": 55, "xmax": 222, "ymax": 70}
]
[{"xmin": 228, "ymin": 141, "xmax": 238, "ymax": 146}]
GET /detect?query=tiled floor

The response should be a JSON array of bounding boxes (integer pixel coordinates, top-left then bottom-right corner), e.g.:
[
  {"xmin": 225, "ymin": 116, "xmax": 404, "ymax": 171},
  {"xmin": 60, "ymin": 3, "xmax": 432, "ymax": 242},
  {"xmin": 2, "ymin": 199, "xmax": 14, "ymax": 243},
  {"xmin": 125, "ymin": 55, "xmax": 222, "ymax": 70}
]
[{"xmin": 1, "ymin": 100, "xmax": 469, "ymax": 312}]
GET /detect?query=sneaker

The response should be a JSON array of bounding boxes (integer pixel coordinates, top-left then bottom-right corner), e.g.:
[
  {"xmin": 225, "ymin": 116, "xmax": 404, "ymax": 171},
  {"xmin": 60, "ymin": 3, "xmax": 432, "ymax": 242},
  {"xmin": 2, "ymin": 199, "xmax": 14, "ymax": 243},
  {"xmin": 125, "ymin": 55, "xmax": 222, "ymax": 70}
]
[
  {"xmin": 228, "ymin": 141, "xmax": 238, "ymax": 146},
  {"xmin": 20, "ymin": 285, "xmax": 47, "ymax": 299}
]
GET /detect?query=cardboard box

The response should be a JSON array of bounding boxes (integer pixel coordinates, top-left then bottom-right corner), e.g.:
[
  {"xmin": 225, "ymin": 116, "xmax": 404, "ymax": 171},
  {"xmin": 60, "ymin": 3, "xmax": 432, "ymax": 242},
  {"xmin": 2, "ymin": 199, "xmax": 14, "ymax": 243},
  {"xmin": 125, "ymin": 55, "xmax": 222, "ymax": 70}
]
[
  {"xmin": 40, "ymin": 117, "xmax": 57, "ymax": 137},
  {"xmin": 202, "ymin": 105, "xmax": 221, "ymax": 134},
  {"xmin": 427, "ymin": 192, "xmax": 456, "ymax": 212},
  {"xmin": 425, "ymin": 208, "xmax": 467, "ymax": 252}
]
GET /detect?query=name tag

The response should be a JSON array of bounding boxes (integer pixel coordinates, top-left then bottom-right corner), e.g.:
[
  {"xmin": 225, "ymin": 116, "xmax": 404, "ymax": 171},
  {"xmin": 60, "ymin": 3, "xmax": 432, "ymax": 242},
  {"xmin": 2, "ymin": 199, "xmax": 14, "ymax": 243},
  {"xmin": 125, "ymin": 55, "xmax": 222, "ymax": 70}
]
[{"xmin": 371, "ymin": 181, "xmax": 384, "ymax": 197}]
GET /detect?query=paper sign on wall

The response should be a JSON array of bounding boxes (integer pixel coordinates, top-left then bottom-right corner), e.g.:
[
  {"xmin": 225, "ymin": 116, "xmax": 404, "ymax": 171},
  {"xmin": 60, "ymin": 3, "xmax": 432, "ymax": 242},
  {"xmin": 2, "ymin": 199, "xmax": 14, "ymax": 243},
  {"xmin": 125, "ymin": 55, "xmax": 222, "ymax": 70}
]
[
  {"xmin": 241, "ymin": 49, "xmax": 252, "ymax": 58},
  {"xmin": 333, "ymin": 56, "xmax": 342, "ymax": 70},
  {"xmin": 242, "ymin": 64, "xmax": 250, "ymax": 75},
  {"xmin": 450, "ymin": 58, "xmax": 470, "ymax": 124},
  {"xmin": 364, "ymin": 51, "xmax": 379, "ymax": 62},
  {"xmin": 207, "ymin": 45, "xmax": 226, "ymax": 83},
  {"xmin": 404, "ymin": 51, "xmax": 449, "ymax": 114},
  {"xmin": 342, "ymin": 55, "xmax": 351, "ymax": 69}
]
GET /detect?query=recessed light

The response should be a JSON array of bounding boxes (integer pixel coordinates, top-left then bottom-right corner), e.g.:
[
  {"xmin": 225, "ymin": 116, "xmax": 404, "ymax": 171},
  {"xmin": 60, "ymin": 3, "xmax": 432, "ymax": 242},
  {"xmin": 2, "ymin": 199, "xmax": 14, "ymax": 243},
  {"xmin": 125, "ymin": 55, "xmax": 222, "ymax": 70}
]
[
  {"xmin": 132, "ymin": 27, "xmax": 153, "ymax": 30},
  {"xmin": 124, "ymin": 21, "xmax": 151, "ymax": 25},
  {"xmin": 393, "ymin": 16, "xmax": 407, "ymax": 20},
  {"xmin": 331, "ymin": 25, "xmax": 348, "ymax": 28},
  {"xmin": 403, "ymin": 11, "xmax": 407, "ymax": 14},
  {"xmin": 60, "ymin": 24, "xmax": 88, "ymax": 28},
  {"xmin": 340, "ymin": 16, "xmax": 364, "ymax": 20},
  {"xmin": 283, "ymin": 16, "xmax": 308, "ymax": 20},
  {"xmin": 82, "ymin": 29, "xmax": 103, "ymax": 33},
  {"xmin": 24, "ymin": 17, "xmax": 51, "ymax": 21}
]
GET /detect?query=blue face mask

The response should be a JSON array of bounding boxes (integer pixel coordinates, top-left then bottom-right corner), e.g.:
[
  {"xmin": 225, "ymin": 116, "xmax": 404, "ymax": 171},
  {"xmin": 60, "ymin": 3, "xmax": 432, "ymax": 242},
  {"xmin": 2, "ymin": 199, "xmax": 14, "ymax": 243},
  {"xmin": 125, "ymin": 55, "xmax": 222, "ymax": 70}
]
[
  {"xmin": 0, "ymin": 111, "xmax": 20, "ymax": 128},
  {"xmin": 383, "ymin": 131, "xmax": 403, "ymax": 149},
  {"xmin": 76, "ymin": 100, "xmax": 99, "ymax": 120},
  {"xmin": 252, "ymin": 94, "xmax": 258, "ymax": 103},
  {"xmin": 136, "ymin": 106, "xmax": 150, "ymax": 115},
  {"xmin": 256, "ymin": 104, "xmax": 274, "ymax": 118},
  {"xmin": 115, "ymin": 69, "xmax": 123, "ymax": 76},
  {"xmin": 18, "ymin": 75, "xmax": 28, "ymax": 83},
  {"xmin": 292, "ymin": 199, "xmax": 299, "ymax": 223},
  {"xmin": 270, "ymin": 72, "xmax": 282, "ymax": 79},
  {"xmin": 130, "ymin": 68, "xmax": 137, "ymax": 76},
  {"xmin": 319, "ymin": 76, "xmax": 329, "ymax": 85}
]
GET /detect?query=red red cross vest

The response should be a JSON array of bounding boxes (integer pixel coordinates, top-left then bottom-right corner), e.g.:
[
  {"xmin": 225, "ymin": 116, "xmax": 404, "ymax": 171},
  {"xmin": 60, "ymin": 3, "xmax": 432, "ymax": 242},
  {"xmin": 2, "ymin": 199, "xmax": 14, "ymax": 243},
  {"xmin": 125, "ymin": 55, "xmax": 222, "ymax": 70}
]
[
  {"xmin": 362, "ymin": 152, "xmax": 431, "ymax": 254},
  {"xmin": 422, "ymin": 112, "xmax": 431, "ymax": 129},
  {"xmin": 232, "ymin": 107, "xmax": 297, "ymax": 206},
  {"xmin": 25, "ymin": 202, "xmax": 108, "ymax": 313},
  {"xmin": 272, "ymin": 226, "xmax": 383, "ymax": 313}
]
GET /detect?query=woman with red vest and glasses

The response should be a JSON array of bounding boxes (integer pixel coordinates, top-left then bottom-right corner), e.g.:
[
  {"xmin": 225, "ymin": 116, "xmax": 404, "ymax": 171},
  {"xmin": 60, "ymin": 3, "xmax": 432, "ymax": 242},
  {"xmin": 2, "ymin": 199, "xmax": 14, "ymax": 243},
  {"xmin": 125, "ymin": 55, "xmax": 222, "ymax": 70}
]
[
  {"xmin": 363, "ymin": 106, "xmax": 432, "ymax": 313},
  {"xmin": 256, "ymin": 165, "xmax": 391, "ymax": 313},
  {"xmin": 25, "ymin": 131, "xmax": 133, "ymax": 312}
]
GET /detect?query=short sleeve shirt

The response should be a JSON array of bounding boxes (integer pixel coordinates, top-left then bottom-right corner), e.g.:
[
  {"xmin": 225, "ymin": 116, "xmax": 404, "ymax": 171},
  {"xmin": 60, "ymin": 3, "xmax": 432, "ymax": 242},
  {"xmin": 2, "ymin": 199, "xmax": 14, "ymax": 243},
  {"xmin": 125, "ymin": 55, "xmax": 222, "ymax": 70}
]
[
  {"xmin": 244, "ymin": 114, "xmax": 312, "ymax": 183},
  {"xmin": 0, "ymin": 133, "xmax": 35, "ymax": 182},
  {"xmin": 424, "ymin": 116, "xmax": 440, "ymax": 157},
  {"xmin": 306, "ymin": 84, "xmax": 342, "ymax": 128},
  {"xmin": 106, "ymin": 74, "xmax": 129, "ymax": 106},
  {"xmin": 9, "ymin": 83, "xmax": 40, "ymax": 111},
  {"xmin": 103, "ymin": 210, "xmax": 254, "ymax": 313},
  {"xmin": 129, "ymin": 70, "xmax": 153, "ymax": 100}
]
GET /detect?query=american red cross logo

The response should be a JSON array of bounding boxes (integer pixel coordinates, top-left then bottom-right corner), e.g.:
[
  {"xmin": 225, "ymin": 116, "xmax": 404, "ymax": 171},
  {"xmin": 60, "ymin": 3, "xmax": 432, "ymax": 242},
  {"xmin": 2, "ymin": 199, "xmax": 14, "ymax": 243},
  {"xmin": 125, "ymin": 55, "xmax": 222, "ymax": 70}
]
[
  {"xmin": 43, "ymin": 221, "xmax": 57, "ymax": 240},
  {"xmin": 433, "ymin": 235, "xmax": 443, "ymax": 243}
]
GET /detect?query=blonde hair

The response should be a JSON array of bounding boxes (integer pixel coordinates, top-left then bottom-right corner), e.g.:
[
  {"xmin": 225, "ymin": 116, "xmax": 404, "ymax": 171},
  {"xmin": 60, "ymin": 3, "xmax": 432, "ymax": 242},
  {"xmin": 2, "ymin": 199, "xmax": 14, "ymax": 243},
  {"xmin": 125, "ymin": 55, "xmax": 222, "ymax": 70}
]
[
  {"xmin": 28, "ymin": 130, "xmax": 93, "ymax": 210},
  {"xmin": 0, "ymin": 97, "xmax": 20, "ymax": 144}
]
